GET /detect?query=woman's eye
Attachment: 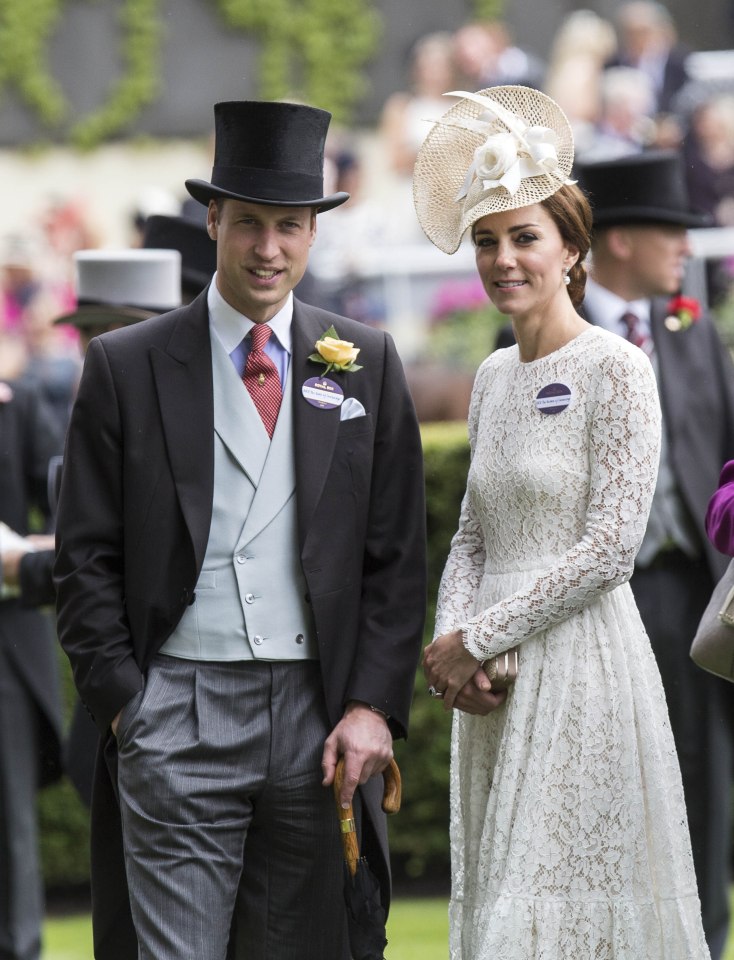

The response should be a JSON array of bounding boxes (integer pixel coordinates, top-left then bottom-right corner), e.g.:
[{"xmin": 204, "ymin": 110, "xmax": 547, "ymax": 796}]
[{"xmin": 516, "ymin": 233, "xmax": 538, "ymax": 244}]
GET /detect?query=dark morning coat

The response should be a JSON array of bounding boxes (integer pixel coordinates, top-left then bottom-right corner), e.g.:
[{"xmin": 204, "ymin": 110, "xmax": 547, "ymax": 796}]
[
  {"xmin": 580, "ymin": 298, "xmax": 734, "ymax": 579},
  {"xmin": 0, "ymin": 379, "xmax": 63, "ymax": 788},
  {"xmin": 54, "ymin": 290, "xmax": 427, "ymax": 959}
]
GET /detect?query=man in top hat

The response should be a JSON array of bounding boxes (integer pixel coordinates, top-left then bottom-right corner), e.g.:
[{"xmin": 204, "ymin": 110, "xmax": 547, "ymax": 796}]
[
  {"xmin": 577, "ymin": 149, "xmax": 734, "ymax": 960},
  {"xmin": 54, "ymin": 100, "xmax": 426, "ymax": 960},
  {"xmin": 0, "ymin": 378, "xmax": 63, "ymax": 960},
  {"xmin": 3, "ymin": 249, "xmax": 183, "ymax": 815},
  {"xmin": 142, "ymin": 214, "xmax": 217, "ymax": 303}
]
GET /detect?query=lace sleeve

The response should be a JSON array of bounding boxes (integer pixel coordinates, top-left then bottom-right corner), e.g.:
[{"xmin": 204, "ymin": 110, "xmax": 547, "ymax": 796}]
[
  {"xmin": 461, "ymin": 346, "xmax": 662, "ymax": 661},
  {"xmin": 433, "ymin": 360, "xmax": 491, "ymax": 639}
]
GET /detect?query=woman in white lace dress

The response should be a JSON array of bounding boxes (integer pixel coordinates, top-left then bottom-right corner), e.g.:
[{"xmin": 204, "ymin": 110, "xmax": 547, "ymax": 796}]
[{"xmin": 414, "ymin": 86, "xmax": 710, "ymax": 959}]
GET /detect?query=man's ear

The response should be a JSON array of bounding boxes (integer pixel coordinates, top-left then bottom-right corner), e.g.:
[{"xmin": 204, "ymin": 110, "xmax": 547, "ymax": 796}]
[
  {"xmin": 206, "ymin": 201, "xmax": 218, "ymax": 241},
  {"xmin": 606, "ymin": 227, "xmax": 635, "ymax": 262}
]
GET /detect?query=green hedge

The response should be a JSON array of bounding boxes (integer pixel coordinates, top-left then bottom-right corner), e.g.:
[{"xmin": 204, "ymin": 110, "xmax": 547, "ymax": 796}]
[{"xmin": 39, "ymin": 421, "xmax": 471, "ymax": 890}]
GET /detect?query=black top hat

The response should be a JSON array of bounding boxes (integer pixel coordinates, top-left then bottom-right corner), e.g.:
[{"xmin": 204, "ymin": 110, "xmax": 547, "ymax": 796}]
[
  {"xmin": 185, "ymin": 101, "xmax": 349, "ymax": 212},
  {"xmin": 576, "ymin": 151, "xmax": 710, "ymax": 229},
  {"xmin": 142, "ymin": 214, "xmax": 216, "ymax": 297}
]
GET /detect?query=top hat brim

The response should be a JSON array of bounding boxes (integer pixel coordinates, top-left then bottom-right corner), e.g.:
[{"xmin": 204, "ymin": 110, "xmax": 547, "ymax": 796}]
[
  {"xmin": 590, "ymin": 205, "xmax": 712, "ymax": 230},
  {"xmin": 54, "ymin": 304, "xmax": 158, "ymax": 329},
  {"xmin": 185, "ymin": 179, "xmax": 349, "ymax": 213}
]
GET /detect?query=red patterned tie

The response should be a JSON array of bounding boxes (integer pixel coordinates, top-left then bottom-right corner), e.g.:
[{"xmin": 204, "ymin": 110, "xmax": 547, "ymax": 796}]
[
  {"xmin": 621, "ymin": 311, "xmax": 653, "ymax": 356},
  {"xmin": 243, "ymin": 324, "xmax": 282, "ymax": 438}
]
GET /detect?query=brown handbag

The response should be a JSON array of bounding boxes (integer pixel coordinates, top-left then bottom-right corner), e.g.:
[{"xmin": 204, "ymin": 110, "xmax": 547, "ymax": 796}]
[
  {"xmin": 690, "ymin": 558, "xmax": 734, "ymax": 682},
  {"xmin": 482, "ymin": 647, "xmax": 519, "ymax": 690}
]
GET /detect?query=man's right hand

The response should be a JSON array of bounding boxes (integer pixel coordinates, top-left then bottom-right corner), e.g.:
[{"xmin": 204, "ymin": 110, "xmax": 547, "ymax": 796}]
[{"xmin": 111, "ymin": 710, "xmax": 122, "ymax": 737}]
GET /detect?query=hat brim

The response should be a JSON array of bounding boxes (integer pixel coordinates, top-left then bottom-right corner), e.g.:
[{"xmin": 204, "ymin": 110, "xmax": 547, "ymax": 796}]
[
  {"xmin": 54, "ymin": 304, "xmax": 158, "ymax": 329},
  {"xmin": 185, "ymin": 179, "xmax": 349, "ymax": 212},
  {"xmin": 591, "ymin": 206, "xmax": 712, "ymax": 229}
]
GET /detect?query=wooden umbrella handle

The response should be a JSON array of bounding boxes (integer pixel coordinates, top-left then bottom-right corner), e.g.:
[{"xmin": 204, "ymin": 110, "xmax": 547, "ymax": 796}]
[{"xmin": 333, "ymin": 757, "xmax": 402, "ymax": 877}]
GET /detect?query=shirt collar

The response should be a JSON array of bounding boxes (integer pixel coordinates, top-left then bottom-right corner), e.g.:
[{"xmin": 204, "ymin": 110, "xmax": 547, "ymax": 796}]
[
  {"xmin": 207, "ymin": 273, "xmax": 293, "ymax": 355},
  {"xmin": 585, "ymin": 277, "xmax": 650, "ymax": 332}
]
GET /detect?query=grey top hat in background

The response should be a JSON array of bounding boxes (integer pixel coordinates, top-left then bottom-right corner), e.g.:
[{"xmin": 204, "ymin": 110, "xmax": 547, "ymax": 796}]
[
  {"xmin": 575, "ymin": 150, "xmax": 711, "ymax": 229},
  {"xmin": 185, "ymin": 100, "xmax": 349, "ymax": 212},
  {"xmin": 142, "ymin": 215, "xmax": 216, "ymax": 297},
  {"xmin": 54, "ymin": 249, "xmax": 182, "ymax": 329}
]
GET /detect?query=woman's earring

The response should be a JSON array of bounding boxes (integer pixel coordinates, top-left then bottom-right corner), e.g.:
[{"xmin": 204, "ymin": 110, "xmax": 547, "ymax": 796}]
[{"xmin": 563, "ymin": 267, "xmax": 571, "ymax": 286}]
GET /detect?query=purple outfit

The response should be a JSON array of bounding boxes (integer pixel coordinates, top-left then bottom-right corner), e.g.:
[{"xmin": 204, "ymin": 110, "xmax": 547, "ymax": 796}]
[{"xmin": 705, "ymin": 460, "xmax": 734, "ymax": 554}]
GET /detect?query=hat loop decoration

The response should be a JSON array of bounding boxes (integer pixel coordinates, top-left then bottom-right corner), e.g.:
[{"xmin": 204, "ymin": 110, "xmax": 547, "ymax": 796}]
[
  {"xmin": 413, "ymin": 85, "xmax": 576, "ymax": 254},
  {"xmin": 438, "ymin": 90, "xmax": 573, "ymax": 201}
]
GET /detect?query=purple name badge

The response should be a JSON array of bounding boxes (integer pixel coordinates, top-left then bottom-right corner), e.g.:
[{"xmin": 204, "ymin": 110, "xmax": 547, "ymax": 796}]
[
  {"xmin": 302, "ymin": 376, "xmax": 344, "ymax": 409},
  {"xmin": 535, "ymin": 382, "xmax": 572, "ymax": 415}
]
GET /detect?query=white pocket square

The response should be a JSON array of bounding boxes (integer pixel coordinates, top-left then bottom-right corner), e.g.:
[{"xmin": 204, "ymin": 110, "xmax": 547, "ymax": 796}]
[{"xmin": 340, "ymin": 397, "xmax": 366, "ymax": 421}]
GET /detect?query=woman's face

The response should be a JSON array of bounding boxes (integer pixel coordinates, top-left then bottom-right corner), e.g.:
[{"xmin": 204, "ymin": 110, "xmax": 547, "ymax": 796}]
[{"xmin": 473, "ymin": 204, "xmax": 577, "ymax": 320}]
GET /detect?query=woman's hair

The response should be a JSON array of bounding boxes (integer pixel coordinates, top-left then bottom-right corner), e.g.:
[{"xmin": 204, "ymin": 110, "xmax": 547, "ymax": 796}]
[{"xmin": 540, "ymin": 183, "xmax": 593, "ymax": 308}]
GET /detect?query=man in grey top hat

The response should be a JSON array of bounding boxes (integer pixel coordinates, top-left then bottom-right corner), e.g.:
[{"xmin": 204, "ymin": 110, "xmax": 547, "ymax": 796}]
[
  {"xmin": 54, "ymin": 100, "xmax": 426, "ymax": 960},
  {"xmin": 577, "ymin": 150, "xmax": 734, "ymax": 960}
]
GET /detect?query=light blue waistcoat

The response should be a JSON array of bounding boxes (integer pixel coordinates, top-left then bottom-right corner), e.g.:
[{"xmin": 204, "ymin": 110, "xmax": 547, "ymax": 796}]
[{"xmin": 160, "ymin": 327, "xmax": 317, "ymax": 661}]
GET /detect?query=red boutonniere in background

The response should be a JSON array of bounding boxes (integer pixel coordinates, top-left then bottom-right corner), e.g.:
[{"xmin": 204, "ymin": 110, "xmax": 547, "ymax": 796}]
[{"xmin": 664, "ymin": 295, "xmax": 702, "ymax": 332}]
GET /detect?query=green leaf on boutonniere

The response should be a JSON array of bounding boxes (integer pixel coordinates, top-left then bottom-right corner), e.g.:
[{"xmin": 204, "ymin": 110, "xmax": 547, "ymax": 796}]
[{"xmin": 309, "ymin": 325, "xmax": 363, "ymax": 374}]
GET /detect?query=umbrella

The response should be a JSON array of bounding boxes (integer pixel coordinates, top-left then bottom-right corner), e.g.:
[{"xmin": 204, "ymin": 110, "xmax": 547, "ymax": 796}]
[{"xmin": 333, "ymin": 757, "xmax": 401, "ymax": 960}]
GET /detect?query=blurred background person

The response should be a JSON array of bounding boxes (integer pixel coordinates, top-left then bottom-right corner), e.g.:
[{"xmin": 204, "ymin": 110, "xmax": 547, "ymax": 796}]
[
  {"xmin": 309, "ymin": 146, "xmax": 387, "ymax": 321},
  {"xmin": 681, "ymin": 87, "xmax": 734, "ymax": 306},
  {"xmin": 453, "ymin": 19, "xmax": 544, "ymax": 91},
  {"xmin": 544, "ymin": 9, "xmax": 618, "ymax": 150},
  {"xmin": 0, "ymin": 375, "xmax": 64, "ymax": 960},
  {"xmin": 577, "ymin": 151, "xmax": 734, "ymax": 960},
  {"xmin": 142, "ymin": 214, "xmax": 217, "ymax": 303},
  {"xmin": 378, "ymin": 31, "xmax": 459, "ymax": 244},
  {"xmin": 576, "ymin": 65, "xmax": 657, "ymax": 162},
  {"xmin": 606, "ymin": 1, "xmax": 691, "ymax": 147}
]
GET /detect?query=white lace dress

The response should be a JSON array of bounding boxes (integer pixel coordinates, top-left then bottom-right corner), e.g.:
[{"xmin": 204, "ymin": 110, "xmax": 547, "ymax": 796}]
[{"xmin": 434, "ymin": 327, "xmax": 710, "ymax": 960}]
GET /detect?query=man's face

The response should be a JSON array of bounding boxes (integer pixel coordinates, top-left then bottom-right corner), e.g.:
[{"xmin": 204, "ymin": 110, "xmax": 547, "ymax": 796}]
[
  {"xmin": 619, "ymin": 224, "xmax": 691, "ymax": 298},
  {"xmin": 207, "ymin": 199, "xmax": 316, "ymax": 323}
]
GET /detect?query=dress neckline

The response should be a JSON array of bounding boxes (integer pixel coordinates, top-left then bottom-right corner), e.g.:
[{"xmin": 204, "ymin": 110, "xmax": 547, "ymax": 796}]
[{"xmin": 517, "ymin": 326, "xmax": 597, "ymax": 367}]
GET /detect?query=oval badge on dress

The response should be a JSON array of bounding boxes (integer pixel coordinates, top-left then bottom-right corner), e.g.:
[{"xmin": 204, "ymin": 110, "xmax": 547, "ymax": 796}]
[
  {"xmin": 302, "ymin": 376, "xmax": 344, "ymax": 409},
  {"xmin": 535, "ymin": 382, "xmax": 572, "ymax": 415}
]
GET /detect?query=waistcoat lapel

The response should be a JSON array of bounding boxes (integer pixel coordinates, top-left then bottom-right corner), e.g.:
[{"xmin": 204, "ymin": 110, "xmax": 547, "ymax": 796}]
[{"xmin": 210, "ymin": 327, "xmax": 269, "ymax": 486}]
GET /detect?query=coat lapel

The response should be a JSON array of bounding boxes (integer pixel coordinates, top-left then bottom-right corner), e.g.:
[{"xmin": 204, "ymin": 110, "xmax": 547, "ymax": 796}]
[
  {"xmin": 150, "ymin": 294, "xmax": 214, "ymax": 571},
  {"xmin": 291, "ymin": 301, "xmax": 344, "ymax": 548}
]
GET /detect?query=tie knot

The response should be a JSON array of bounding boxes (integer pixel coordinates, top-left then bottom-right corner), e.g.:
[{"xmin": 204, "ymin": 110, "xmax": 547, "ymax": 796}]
[
  {"xmin": 620, "ymin": 311, "xmax": 641, "ymax": 335},
  {"xmin": 250, "ymin": 324, "xmax": 273, "ymax": 352}
]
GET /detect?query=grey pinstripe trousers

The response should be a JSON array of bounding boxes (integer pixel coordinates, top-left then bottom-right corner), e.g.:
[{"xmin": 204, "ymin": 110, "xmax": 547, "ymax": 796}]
[{"xmin": 116, "ymin": 656, "xmax": 350, "ymax": 960}]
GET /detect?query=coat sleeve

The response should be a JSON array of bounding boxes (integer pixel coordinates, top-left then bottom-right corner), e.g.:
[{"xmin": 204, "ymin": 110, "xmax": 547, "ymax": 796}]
[
  {"xmin": 705, "ymin": 459, "xmax": 734, "ymax": 556},
  {"xmin": 343, "ymin": 333, "xmax": 427, "ymax": 739},
  {"xmin": 54, "ymin": 337, "xmax": 143, "ymax": 732}
]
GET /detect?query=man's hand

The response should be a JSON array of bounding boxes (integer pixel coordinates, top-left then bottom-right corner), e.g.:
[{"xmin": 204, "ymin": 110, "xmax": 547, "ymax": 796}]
[
  {"xmin": 322, "ymin": 702, "xmax": 393, "ymax": 809},
  {"xmin": 111, "ymin": 710, "xmax": 122, "ymax": 737},
  {"xmin": 0, "ymin": 549, "xmax": 23, "ymax": 588}
]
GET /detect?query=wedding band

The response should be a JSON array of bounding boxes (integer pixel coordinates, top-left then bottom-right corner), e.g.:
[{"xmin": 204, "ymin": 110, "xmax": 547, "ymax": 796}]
[{"xmin": 428, "ymin": 686, "xmax": 445, "ymax": 699}]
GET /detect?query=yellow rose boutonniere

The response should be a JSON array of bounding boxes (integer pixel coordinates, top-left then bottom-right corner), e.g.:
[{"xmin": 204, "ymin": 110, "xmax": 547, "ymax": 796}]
[{"xmin": 309, "ymin": 325, "xmax": 363, "ymax": 374}]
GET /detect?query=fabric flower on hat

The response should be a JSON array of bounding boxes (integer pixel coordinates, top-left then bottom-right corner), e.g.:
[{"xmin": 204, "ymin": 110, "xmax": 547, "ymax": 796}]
[
  {"xmin": 664, "ymin": 295, "xmax": 702, "ymax": 331},
  {"xmin": 446, "ymin": 90, "xmax": 575, "ymax": 201},
  {"xmin": 473, "ymin": 132, "xmax": 519, "ymax": 192}
]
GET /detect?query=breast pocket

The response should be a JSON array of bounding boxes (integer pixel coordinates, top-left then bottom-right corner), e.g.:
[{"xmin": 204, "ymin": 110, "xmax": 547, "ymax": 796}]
[{"xmin": 337, "ymin": 411, "xmax": 373, "ymax": 440}]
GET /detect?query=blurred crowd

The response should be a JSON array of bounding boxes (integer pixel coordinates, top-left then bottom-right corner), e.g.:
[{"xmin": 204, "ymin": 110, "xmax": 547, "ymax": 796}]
[{"xmin": 2, "ymin": 1, "xmax": 734, "ymax": 421}]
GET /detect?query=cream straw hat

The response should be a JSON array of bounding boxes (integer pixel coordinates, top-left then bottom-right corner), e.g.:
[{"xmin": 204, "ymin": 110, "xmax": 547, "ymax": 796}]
[{"xmin": 413, "ymin": 85, "xmax": 575, "ymax": 254}]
